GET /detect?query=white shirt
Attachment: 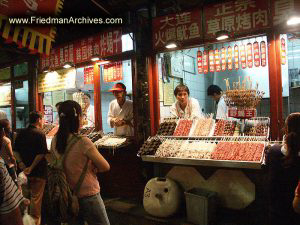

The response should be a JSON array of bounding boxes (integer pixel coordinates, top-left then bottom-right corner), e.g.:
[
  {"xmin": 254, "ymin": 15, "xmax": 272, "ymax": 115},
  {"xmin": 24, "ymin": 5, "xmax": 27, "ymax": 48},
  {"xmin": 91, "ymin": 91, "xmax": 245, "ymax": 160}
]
[
  {"xmin": 0, "ymin": 110, "xmax": 7, "ymax": 120},
  {"xmin": 86, "ymin": 105, "xmax": 95, "ymax": 127},
  {"xmin": 107, "ymin": 99, "xmax": 133, "ymax": 136},
  {"xmin": 170, "ymin": 97, "xmax": 203, "ymax": 119},
  {"xmin": 216, "ymin": 95, "xmax": 228, "ymax": 120}
]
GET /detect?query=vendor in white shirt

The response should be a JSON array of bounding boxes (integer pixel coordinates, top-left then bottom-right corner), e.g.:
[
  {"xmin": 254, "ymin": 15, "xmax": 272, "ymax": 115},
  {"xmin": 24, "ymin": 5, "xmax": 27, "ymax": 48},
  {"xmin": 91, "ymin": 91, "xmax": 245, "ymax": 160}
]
[
  {"xmin": 107, "ymin": 83, "xmax": 133, "ymax": 136},
  {"xmin": 82, "ymin": 93, "xmax": 95, "ymax": 127},
  {"xmin": 207, "ymin": 85, "xmax": 228, "ymax": 120},
  {"xmin": 170, "ymin": 84, "xmax": 203, "ymax": 119}
]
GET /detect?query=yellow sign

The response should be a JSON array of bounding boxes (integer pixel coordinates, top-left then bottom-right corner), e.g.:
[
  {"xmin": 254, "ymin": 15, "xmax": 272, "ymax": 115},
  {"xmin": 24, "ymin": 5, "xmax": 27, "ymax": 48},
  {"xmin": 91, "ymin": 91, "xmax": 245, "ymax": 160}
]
[{"xmin": 38, "ymin": 68, "xmax": 76, "ymax": 93}]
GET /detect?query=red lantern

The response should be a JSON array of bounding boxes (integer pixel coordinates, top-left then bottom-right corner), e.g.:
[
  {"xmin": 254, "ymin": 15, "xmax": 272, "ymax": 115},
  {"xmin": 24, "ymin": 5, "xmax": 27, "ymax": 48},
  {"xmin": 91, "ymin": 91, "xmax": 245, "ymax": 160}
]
[
  {"xmin": 281, "ymin": 38, "xmax": 286, "ymax": 65},
  {"xmin": 240, "ymin": 45, "xmax": 246, "ymax": 69},
  {"xmin": 234, "ymin": 45, "xmax": 239, "ymax": 70},
  {"xmin": 203, "ymin": 51, "xmax": 208, "ymax": 74},
  {"xmin": 247, "ymin": 43, "xmax": 253, "ymax": 68},
  {"xmin": 221, "ymin": 47, "xmax": 226, "ymax": 71},
  {"xmin": 253, "ymin": 41, "xmax": 260, "ymax": 67},
  {"xmin": 215, "ymin": 48, "xmax": 221, "ymax": 72},
  {"xmin": 209, "ymin": 50, "xmax": 215, "ymax": 72},
  {"xmin": 261, "ymin": 41, "xmax": 266, "ymax": 67},
  {"xmin": 197, "ymin": 50, "xmax": 203, "ymax": 73}
]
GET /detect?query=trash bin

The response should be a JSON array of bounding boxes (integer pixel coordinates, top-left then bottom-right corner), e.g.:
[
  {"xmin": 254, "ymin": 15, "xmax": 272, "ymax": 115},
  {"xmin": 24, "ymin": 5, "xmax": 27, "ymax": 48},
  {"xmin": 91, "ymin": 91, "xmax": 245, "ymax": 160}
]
[{"xmin": 184, "ymin": 188, "xmax": 217, "ymax": 225}]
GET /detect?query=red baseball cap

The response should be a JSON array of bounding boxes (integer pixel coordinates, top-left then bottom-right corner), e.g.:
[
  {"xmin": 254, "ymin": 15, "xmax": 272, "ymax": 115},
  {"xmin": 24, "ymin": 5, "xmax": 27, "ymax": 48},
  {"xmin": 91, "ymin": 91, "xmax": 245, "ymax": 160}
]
[{"xmin": 109, "ymin": 83, "xmax": 126, "ymax": 92}]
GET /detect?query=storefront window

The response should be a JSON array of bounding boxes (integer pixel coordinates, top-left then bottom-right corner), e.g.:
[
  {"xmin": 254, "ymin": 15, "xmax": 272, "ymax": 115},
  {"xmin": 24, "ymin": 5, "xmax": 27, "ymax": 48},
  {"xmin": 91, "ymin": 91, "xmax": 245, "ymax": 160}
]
[
  {"xmin": 100, "ymin": 59, "xmax": 133, "ymax": 133},
  {"xmin": 0, "ymin": 82, "xmax": 11, "ymax": 122},
  {"xmin": 158, "ymin": 36, "xmax": 270, "ymax": 120},
  {"xmin": 14, "ymin": 62, "xmax": 28, "ymax": 77},
  {"xmin": 0, "ymin": 67, "xmax": 11, "ymax": 80},
  {"xmin": 283, "ymin": 34, "xmax": 300, "ymax": 119},
  {"xmin": 15, "ymin": 80, "xmax": 29, "ymax": 129}
]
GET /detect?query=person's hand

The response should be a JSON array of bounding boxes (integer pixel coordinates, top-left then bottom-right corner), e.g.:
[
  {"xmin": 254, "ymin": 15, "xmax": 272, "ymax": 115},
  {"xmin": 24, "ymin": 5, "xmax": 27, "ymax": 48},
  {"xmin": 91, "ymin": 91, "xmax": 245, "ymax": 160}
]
[
  {"xmin": 115, "ymin": 119, "xmax": 125, "ymax": 127},
  {"xmin": 10, "ymin": 156, "xmax": 17, "ymax": 167},
  {"xmin": 23, "ymin": 167, "xmax": 32, "ymax": 175}
]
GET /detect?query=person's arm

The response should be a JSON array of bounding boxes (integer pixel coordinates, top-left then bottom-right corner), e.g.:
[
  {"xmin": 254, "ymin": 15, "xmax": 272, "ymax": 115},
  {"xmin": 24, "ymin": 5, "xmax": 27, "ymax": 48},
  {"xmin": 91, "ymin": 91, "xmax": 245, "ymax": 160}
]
[
  {"xmin": 5, "ymin": 141, "xmax": 16, "ymax": 167},
  {"xmin": 107, "ymin": 102, "xmax": 116, "ymax": 128},
  {"xmin": 293, "ymin": 182, "xmax": 300, "ymax": 214},
  {"xmin": 85, "ymin": 147, "xmax": 110, "ymax": 172},
  {"xmin": 23, "ymin": 154, "xmax": 45, "ymax": 175},
  {"xmin": 170, "ymin": 102, "xmax": 178, "ymax": 118}
]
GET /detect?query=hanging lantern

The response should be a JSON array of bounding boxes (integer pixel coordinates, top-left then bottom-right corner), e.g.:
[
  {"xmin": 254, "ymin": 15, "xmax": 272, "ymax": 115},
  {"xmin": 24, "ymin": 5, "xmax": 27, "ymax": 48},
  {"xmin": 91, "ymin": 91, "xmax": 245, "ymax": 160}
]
[
  {"xmin": 281, "ymin": 38, "xmax": 286, "ymax": 65},
  {"xmin": 215, "ymin": 48, "xmax": 221, "ymax": 72},
  {"xmin": 228, "ymin": 46, "xmax": 233, "ymax": 71},
  {"xmin": 221, "ymin": 47, "xmax": 226, "ymax": 71},
  {"xmin": 247, "ymin": 43, "xmax": 253, "ymax": 68},
  {"xmin": 209, "ymin": 50, "xmax": 215, "ymax": 72},
  {"xmin": 253, "ymin": 41, "xmax": 260, "ymax": 67},
  {"xmin": 240, "ymin": 44, "xmax": 247, "ymax": 69},
  {"xmin": 203, "ymin": 50, "xmax": 209, "ymax": 74},
  {"xmin": 261, "ymin": 41, "xmax": 267, "ymax": 67},
  {"xmin": 234, "ymin": 45, "xmax": 239, "ymax": 70},
  {"xmin": 197, "ymin": 50, "xmax": 203, "ymax": 74}
]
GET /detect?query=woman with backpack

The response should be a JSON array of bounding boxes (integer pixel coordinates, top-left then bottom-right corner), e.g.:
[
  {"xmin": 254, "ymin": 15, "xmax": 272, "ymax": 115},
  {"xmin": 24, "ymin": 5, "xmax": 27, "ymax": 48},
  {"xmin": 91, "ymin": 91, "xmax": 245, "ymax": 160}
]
[{"xmin": 48, "ymin": 100, "xmax": 110, "ymax": 225}]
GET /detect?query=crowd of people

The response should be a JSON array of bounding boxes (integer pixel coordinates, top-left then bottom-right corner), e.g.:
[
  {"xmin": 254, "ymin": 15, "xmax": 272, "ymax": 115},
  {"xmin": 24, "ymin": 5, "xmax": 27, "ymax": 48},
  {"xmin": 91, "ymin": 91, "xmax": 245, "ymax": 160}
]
[{"xmin": 0, "ymin": 82, "xmax": 300, "ymax": 225}]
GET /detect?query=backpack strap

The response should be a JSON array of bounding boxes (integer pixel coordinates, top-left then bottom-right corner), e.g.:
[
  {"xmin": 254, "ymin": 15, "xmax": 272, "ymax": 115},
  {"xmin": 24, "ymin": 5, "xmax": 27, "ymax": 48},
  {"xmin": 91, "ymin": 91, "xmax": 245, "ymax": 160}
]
[{"xmin": 62, "ymin": 134, "xmax": 89, "ymax": 196}]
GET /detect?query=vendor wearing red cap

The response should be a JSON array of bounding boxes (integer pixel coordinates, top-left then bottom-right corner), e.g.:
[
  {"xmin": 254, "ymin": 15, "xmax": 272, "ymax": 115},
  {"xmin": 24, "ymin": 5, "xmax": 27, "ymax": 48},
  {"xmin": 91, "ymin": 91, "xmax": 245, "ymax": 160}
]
[{"xmin": 107, "ymin": 83, "xmax": 133, "ymax": 136}]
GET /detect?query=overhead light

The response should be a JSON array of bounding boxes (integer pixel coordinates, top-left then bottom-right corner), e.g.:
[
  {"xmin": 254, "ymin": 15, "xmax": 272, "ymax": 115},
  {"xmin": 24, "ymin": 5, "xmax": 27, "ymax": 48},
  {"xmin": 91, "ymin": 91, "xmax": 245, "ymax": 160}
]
[
  {"xmin": 63, "ymin": 62, "xmax": 73, "ymax": 69},
  {"xmin": 96, "ymin": 60, "xmax": 110, "ymax": 65},
  {"xmin": 91, "ymin": 56, "xmax": 100, "ymax": 62},
  {"xmin": 287, "ymin": 16, "xmax": 300, "ymax": 25},
  {"xmin": 216, "ymin": 30, "xmax": 229, "ymax": 41},
  {"xmin": 165, "ymin": 41, "xmax": 178, "ymax": 49}
]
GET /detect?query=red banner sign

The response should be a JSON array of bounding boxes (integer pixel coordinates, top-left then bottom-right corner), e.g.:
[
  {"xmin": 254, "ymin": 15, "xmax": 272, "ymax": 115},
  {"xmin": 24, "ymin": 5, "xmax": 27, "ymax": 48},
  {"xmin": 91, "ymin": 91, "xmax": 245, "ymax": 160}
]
[
  {"xmin": 197, "ymin": 50, "xmax": 203, "ymax": 74},
  {"xmin": 209, "ymin": 50, "xmax": 215, "ymax": 72},
  {"xmin": 221, "ymin": 47, "xmax": 227, "ymax": 71},
  {"xmin": 215, "ymin": 49, "xmax": 221, "ymax": 72},
  {"xmin": 281, "ymin": 38, "xmax": 286, "ymax": 65},
  {"xmin": 228, "ymin": 46, "xmax": 233, "ymax": 70},
  {"xmin": 234, "ymin": 45, "xmax": 239, "ymax": 70},
  {"xmin": 247, "ymin": 43, "xmax": 253, "ymax": 68},
  {"xmin": 228, "ymin": 108, "xmax": 257, "ymax": 118},
  {"xmin": 240, "ymin": 45, "xmax": 246, "ymax": 69},
  {"xmin": 253, "ymin": 41, "xmax": 260, "ymax": 67},
  {"xmin": 260, "ymin": 41, "xmax": 267, "ymax": 67},
  {"xmin": 84, "ymin": 67, "xmax": 94, "ymax": 85},
  {"xmin": 271, "ymin": 0, "xmax": 300, "ymax": 27},
  {"xmin": 103, "ymin": 62, "xmax": 123, "ymax": 83},
  {"xmin": 0, "ymin": 0, "xmax": 63, "ymax": 55},
  {"xmin": 152, "ymin": 9, "xmax": 202, "ymax": 50},
  {"xmin": 40, "ymin": 29, "xmax": 122, "ymax": 71},
  {"xmin": 204, "ymin": 0, "xmax": 269, "ymax": 40},
  {"xmin": 203, "ymin": 51, "xmax": 209, "ymax": 74}
]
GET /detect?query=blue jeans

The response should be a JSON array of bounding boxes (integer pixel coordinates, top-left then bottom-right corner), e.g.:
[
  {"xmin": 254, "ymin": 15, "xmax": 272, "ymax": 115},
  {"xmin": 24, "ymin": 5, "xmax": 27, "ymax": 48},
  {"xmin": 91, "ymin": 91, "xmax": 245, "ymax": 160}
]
[{"xmin": 69, "ymin": 192, "xmax": 110, "ymax": 225}]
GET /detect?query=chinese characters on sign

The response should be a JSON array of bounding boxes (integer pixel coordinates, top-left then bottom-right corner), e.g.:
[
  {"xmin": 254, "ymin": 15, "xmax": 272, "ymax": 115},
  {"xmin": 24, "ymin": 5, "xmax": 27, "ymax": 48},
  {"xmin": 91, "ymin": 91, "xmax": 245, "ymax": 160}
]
[
  {"xmin": 103, "ymin": 62, "xmax": 123, "ymax": 83},
  {"xmin": 272, "ymin": 0, "xmax": 298, "ymax": 26},
  {"xmin": 152, "ymin": 10, "xmax": 202, "ymax": 50},
  {"xmin": 281, "ymin": 38, "xmax": 286, "ymax": 65},
  {"xmin": 204, "ymin": 0, "xmax": 269, "ymax": 39},
  {"xmin": 84, "ymin": 67, "xmax": 94, "ymax": 85},
  {"xmin": 228, "ymin": 108, "xmax": 257, "ymax": 118},
  {"xmin": 40, "ymin": 29, "xmax": 122, "ymax": 71}
]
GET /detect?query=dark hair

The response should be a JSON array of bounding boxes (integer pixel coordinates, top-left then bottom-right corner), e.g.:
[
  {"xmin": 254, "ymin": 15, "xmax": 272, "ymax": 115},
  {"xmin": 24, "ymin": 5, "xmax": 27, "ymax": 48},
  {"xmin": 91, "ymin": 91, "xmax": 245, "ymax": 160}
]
[
  {"xmin": 207, "ymin": 85, "xmax": 222, "ymax": 96},
  {"xmin": 29, "ymin": 111, "xmax": 43, "ymax": 124},
  {"xmin": 83, "ymin": 93, "xmax": 91, "ymax": 99},
  {"xmin": 55, "ymin": 100, "xmax": 82, "ymax": 154},
  {"xmin": 283, "ymin": 112, "xmax": 300, "ymax": 166},
  {"xmin": 55, "ymin": 102, "xmax": 62, "ymax": 108},
  {"xmin": 174, "ymin": 84, "xmax": 190, "ymax": 96},
  {"xmin": 0, "ymin": 119, "xmax": 10, "ymax": 136}
]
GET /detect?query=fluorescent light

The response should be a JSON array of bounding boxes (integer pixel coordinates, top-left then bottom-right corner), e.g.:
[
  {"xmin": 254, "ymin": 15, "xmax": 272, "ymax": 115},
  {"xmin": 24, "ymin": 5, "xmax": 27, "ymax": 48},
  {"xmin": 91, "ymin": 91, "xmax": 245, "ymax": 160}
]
[
  {"xmin": 63, "ymin": 63, "xmax": 72, "ymax": 69},
  {"xmin": 91, "ymin": 56, "xmax": 100, "ymax": 62},
  {"xmin": 287, "ymin": 17, "xmax": 300, "ymax": 25},
  {"xmin": 166, "ymin": 42, "xmax": 177, "ymax": 49},
  {"xmin": 96, "ymin": 61, "xmax": 110, "ymax": 65},
  {"xmin": 216, "ymin": 34, "xmax": 229, "ymax": 40}
]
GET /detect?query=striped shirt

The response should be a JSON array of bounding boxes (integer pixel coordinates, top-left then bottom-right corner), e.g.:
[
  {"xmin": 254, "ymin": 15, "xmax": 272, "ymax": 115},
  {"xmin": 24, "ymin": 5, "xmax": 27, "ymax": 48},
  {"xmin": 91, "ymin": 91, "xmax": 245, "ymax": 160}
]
[{"xmin": 0, "ymin": 158, "xmax": 24, "ymax": 214}]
